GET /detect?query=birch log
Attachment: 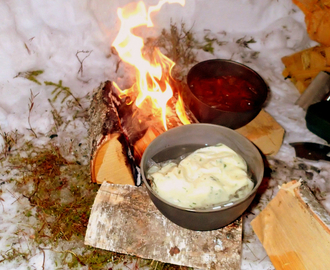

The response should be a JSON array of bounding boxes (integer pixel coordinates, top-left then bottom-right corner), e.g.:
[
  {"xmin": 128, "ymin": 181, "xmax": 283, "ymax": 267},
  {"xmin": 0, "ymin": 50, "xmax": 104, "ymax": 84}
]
[
  {"xmin": 89, "ymin": 81, "xmax": 136, "ymax": 185},
  {"xmin": 85, "ymin": 182, "xmax": 242, "ymax": 270}
]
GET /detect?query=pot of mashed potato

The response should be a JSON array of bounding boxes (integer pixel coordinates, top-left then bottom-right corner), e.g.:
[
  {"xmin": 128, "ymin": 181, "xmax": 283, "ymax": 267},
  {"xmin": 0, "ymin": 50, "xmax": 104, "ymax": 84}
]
[
  {"xmin": 147, "ymin": 143, "xmax": 254, "ymax": 209},
  {"xmin": 141, "ymin": 123, "xmax": 264, "ymax": 231}
]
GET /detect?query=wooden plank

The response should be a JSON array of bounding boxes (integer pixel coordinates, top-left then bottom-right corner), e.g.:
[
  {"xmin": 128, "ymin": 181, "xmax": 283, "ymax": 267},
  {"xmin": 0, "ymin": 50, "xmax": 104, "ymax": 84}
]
[
  {"xmin": 251, "ymin": 180, "xmax": 330, "ymax": 270},
  {"xmin": 236, "ymin": 109, "xmax": 285, "ymax": 156},
  {"xmin": 85, "ymin": 182, "xmax": 242, "ymax": 270}
]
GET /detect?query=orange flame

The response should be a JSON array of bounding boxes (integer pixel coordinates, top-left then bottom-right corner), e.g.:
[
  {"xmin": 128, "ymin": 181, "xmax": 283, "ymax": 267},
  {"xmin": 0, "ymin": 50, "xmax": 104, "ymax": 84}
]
[{"xmin": 112, "ymin": 0, "xmax": 187, "ymax": 130}]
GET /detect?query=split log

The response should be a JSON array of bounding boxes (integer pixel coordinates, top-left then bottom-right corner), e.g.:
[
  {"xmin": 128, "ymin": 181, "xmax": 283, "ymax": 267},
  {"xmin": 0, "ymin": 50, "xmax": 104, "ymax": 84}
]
[
  {"xmin": 89, "ymin": 81, "xmax": 136, "ymax": 185},
  {"xmin": 85, "ymin": 182, "xmax": 242, "ymax": 270},
  {"xmin": 281, "ymin": 45, "xmax": 330, "ymax": 93},
  {"xmin": 251, "ymin": 180, "xmax": 330, "ymax": 270},
  {"xmin": 133, "ymin": 126, "xmax": 161, "ymax": 164}
]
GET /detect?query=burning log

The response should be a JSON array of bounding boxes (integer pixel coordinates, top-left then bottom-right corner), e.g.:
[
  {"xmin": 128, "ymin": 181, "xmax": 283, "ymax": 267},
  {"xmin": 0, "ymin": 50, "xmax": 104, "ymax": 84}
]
[
  {"xmin": 133, "ymin": 126, "xmax": 161, "ymax": 164},
  {"xmin": 88, "ymin": 1, "xmax": 200, "ymax": 185},
  {"xmin": 89, "ymin": 80, "xmax": 197, "ymax": 185},
  {"xmin": 111, "ymin": 79, "xmax": 197, "ymax": 163}
]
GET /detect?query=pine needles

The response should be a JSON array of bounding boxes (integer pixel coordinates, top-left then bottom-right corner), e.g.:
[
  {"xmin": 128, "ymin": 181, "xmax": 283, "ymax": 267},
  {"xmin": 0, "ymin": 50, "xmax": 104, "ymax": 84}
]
[
  {"xmin": 144, "ymin": 22, "xmax": 197, "ymax": 71},
  {"xmin": 2, "ymin": 136, "xmax": 193, "ymax": 269},
  {"xmin": 143, "ymin": 22, "xmax": 228, "ymax": 80},
  {"xmin": 14, "ymin": 69, "xmax": 85, "ymax": 116},
  {"xmin": 27, "ymin": 90, "xmax": 39, "ymax": 138},
  {"xmin": 0, "ymin": 129, "xmax": 20, "ymax": 159},
  {"xmin": 236, "ymin": 36, "xmax": 256, "ymax": 49},
  {"xmin": 45, "ymin": 80, "xmax": 83, "ymax": 109}
]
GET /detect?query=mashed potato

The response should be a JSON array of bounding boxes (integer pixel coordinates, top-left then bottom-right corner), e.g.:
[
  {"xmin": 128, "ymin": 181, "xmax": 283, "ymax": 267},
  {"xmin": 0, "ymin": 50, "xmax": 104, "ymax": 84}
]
[{"xmin": 147, "ymin": 143, "xmax": 254, "ymax": 208}]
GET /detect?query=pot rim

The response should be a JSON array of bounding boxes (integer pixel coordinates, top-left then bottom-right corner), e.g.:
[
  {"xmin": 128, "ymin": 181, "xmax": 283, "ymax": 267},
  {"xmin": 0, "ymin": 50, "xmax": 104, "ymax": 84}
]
[{"xmin": 186, "ymin": 59, "xmax": 268, "ymax": 113}]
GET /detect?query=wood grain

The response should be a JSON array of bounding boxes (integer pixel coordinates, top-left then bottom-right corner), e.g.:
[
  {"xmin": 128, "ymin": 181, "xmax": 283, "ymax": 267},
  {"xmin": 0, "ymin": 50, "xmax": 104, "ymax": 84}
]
[
  {"xmin": 236, "ymin": 109, "xmax": 285, "ymax": 156},
  {"xmin": 251, "ymin": 181, "xmax": 330, "ymax": 270}
]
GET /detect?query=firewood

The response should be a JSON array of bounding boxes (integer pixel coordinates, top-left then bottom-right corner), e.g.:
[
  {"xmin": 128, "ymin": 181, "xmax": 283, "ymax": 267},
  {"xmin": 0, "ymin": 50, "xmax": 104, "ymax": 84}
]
[
  {"xmin": 89, "ymin": 79, "xmax": 283, "ymax": 185},
  {"xmin": 293, "ymin": 0, "xmax": 330, "ymax": 46},
  {"xmin": 109, "ymin": 83, "xmax": 166, "ymax": 165},
  {"xmin": 85, "ymin": 182, "xmax": 242, "ymax": 270},
  {"xmin": 251, "ymin": 180, "xmax": 330, "ymax": 270},
  {"xmin": 133, "ymin": 127, "xmax": 161, "ymax": 164},
  {"xmin": 89, "ymin": 81, "xmax": 136, "ymax": 185},
  {"xmin": 281, "ymin": 45, "xmax": 330, "ymax": 93},
  {"xmin": 89, "ymin": 80, "xmax": 197, "ymax": 184},
  {"xmin": 110, "ymin": 79, "xmax": 198, "ymax": 165},
  {"xmin": 235, "ymin": 109, "xmax": 285, "ymax": 156}
]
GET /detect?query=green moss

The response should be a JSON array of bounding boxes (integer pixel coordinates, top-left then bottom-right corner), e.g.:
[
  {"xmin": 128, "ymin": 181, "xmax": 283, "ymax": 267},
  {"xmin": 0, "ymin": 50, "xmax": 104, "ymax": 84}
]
[
  {"xmin": 25, "ymin": 210, "xmax": 33, "ymax": 217},
  {"xmin": 2, "ymin": 139, "xmax": 129, "ymax": 268}
]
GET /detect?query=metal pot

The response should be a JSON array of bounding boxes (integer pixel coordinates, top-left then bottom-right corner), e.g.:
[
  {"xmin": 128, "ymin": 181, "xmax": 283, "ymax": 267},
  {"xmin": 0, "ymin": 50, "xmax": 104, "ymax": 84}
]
[
  {"xmin": 141, "ymin": 123, "xmax": 264, "ymax": 231},
  {"xmin": 182, "ymin": 59, "xmax": 268, "ymax": 129}
]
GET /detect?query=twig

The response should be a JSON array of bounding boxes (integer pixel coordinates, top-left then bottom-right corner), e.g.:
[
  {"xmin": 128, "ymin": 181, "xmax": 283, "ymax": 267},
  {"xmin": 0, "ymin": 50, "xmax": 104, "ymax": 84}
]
[
  {"xmin": 27, "ymin": 89, "xmax": 39, "ymax": 138},
  {"xmin": 134, "ymin": 258, "xmax": 140, "ymax": 270},
  {"xmin": 6, "ymin": 188, "xmax": 23, "ymax": 205},
  {"xmin": 38, "ymin": 247, "xmax": 46, "ymax": 270},
  {"xmin": 258, "ymin": 254, "xmax": 268, "ymax": 264},
  {"xmin": 62, "ymin": 250, "xmax": 86, "ymax": 266},
  {"xmin": 76, "ymin": 50, "xmax": 92, "ymax": 77},
  {"xmin": 115, "ymin": 59, "xmax": 122, "ymax": 73},
  {"xmin": 38, "ymin": 247, "xmax": 87, "ymax": 267},
  {"xmin": 0, "ymin": 129, "xmax": 19, "ymax": 157},
  {"xmin": 40, "ymin": 248, "xmax": 46, "ymax": 270},
  {"xmin": 24, "ymin": 43, "xmax": 31, "ymax": 55},
  {"xmin": 48, "ymin": 99, "xmax": 64, "ymax": 130},
  {"xmin": 244, "ymin": 243, "xmax": 259, "ymax": 260},
  {"xmin": 0, "ymin": 197, "xmax": 5, "ymax": 213}
]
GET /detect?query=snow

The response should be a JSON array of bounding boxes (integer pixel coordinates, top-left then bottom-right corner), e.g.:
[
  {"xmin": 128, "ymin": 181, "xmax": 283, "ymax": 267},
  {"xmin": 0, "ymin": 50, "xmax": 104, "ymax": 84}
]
[{"xmin": 0, "ymin": 0, "xmax": 329, "ymax": 269}]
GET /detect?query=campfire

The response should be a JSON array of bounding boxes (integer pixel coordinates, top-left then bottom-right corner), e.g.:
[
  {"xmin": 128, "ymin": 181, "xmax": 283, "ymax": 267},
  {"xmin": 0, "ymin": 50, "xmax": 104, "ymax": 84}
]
[
  {"xmin": 89, "ymin": 0, "xmax": 196, "ymax": 185},
  {"xmin": 86, "ymin": 1, "xmax": 288, "ymax": 269}
]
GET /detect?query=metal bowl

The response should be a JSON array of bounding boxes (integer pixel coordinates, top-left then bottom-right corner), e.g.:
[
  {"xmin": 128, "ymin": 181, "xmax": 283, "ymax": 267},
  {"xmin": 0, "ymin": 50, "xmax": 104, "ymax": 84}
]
[
  {"xmin": 182, "ymin": 59, "xmax": 268, "ymax": 129},
  {"xmin": 141, "ymin": 124, "xmax": 264, "ymax": 231}
]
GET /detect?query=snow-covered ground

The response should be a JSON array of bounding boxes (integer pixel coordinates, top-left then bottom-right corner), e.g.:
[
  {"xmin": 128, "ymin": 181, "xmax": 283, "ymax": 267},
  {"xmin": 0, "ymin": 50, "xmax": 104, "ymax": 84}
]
[{"xmin": 1, "ymin": 0, "xmax": 329, "ymax": 269}]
